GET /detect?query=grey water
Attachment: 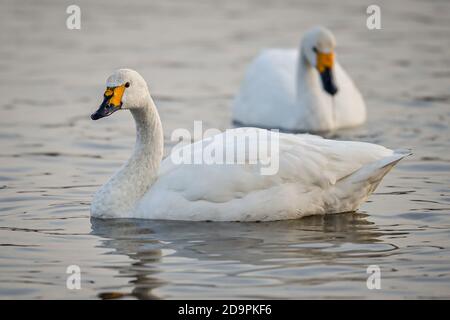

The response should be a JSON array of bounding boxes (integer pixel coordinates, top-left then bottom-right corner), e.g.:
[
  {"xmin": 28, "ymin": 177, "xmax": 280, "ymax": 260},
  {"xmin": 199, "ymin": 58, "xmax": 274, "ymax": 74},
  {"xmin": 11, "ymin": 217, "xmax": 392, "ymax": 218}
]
[{"xmin": 0, "ymin": 0, "xmax": 449, "ymax": 299}]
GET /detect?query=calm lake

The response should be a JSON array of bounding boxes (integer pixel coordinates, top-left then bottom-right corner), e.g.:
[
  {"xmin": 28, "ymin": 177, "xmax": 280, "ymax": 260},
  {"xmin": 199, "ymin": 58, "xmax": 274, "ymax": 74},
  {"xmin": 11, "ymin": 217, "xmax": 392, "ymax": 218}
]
[{"xmin": 0, "ymin": 0, "xmax": 449, "ymax": 299}]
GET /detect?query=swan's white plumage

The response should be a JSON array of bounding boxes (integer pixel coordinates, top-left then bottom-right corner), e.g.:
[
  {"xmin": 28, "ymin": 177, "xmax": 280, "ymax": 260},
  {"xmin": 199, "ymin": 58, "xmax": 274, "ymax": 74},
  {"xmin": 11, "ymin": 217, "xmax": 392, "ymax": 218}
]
[
  {"xmin": 232, "ymin": 27, "xmax": 366, "ymax": 132},
  {"xmin": 91, "ymin": 69, "xmax": 407, "ymax": 222}
]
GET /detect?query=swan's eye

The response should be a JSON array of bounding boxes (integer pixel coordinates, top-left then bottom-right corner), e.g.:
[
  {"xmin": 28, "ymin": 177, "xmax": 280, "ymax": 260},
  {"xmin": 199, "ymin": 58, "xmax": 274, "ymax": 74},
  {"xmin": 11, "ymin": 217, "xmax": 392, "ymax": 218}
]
[
  {"xmin": 313, "ymin": 46, "xmax": 318, "ymax": 53},
  {"xmin": 125, "ymin": 82, "xmax": 130, "ymax": 88}
]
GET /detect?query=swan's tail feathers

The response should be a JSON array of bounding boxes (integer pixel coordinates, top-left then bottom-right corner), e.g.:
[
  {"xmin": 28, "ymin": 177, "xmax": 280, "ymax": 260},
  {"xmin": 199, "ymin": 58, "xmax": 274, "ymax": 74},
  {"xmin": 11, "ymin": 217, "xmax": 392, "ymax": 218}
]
[
  {"xmin": 371, "ymin": 149, "xmax": 411, "ymax": 174},
  {"xmin": 333, "ymin": 149, "xmax": 411, "ymax": 213},
  {"xmin": 348, "ymin": 149, "xmax": 412, "ymax": 191},
  {"xmin": 350, "ymin": 149, "xmax": 411, "ymax": 187}
]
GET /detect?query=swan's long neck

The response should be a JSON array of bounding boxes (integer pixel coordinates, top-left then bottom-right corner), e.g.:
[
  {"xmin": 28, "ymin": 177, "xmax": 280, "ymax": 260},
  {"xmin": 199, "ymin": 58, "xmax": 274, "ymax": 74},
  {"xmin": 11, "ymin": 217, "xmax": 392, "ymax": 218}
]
[
  {"xmin": 296, "ymin": 51, "xmax": 318, "ymax": 100},
  {"xmin": 128, "ymin": 99, "xmax": 164, "ymax": 187},
  {"xmin": 91, "ymin": 96, "xmax": 164, "ymax": 218},
  {"xmin": 296, "ymin": 49, "xmax": 335, "ymax": 131}
]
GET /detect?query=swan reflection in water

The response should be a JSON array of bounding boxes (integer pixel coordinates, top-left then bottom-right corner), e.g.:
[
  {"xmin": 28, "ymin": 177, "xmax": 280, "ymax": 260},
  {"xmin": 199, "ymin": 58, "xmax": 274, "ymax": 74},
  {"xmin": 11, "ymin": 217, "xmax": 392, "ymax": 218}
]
[{"xmin": 90, "ymin": 213, "xmax": 393, "ymax": 299}]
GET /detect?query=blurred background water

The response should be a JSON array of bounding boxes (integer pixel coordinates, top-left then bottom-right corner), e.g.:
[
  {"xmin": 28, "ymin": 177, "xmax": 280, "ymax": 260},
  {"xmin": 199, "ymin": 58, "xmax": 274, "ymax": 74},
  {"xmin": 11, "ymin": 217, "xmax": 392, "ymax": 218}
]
[{"xmin": 0, "ymin": 0, "xmax": 449, "ymax": 299}]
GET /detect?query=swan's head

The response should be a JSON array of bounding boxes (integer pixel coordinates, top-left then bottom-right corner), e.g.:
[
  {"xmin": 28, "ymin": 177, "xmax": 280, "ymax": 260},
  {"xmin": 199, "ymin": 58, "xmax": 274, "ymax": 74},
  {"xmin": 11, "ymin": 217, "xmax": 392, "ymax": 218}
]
[
  {"xmin": 91, "ymin": 69, "xmax": 150, "ymax": 120},
  {"xmin": 301, "ymin": 26, "xmax": 338, "ymax": 96}
]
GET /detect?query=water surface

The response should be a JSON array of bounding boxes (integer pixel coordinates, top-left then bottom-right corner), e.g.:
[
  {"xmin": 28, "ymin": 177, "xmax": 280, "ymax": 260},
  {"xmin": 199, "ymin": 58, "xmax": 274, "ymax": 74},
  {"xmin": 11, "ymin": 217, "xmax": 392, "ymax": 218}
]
[{"xmin": 0, "ymin": 0, "xmax": 449, "ymax": 299}]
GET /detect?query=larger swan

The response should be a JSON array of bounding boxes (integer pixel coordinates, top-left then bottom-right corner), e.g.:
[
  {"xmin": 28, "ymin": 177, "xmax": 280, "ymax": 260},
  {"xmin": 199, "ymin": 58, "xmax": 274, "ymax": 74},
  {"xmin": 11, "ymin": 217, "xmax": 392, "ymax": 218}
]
[
  {"xmin": 90, "ymin": 69, "xmax": 407, "ymax": 221},
  {"xmin": 232, "ymin": 26, "xmax": 366, "ymax": 132}
]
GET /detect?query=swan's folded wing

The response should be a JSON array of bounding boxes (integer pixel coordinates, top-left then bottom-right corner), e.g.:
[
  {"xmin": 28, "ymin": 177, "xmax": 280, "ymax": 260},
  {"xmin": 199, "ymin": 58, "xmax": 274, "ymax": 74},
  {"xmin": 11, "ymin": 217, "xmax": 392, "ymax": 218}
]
[
  {"xmin": 277, "ymin": 133, "xmax": 394, "ymax": 187},
  {"xmin": 156, "ymin": 129, "xmax": 393, "ymax": 204}
]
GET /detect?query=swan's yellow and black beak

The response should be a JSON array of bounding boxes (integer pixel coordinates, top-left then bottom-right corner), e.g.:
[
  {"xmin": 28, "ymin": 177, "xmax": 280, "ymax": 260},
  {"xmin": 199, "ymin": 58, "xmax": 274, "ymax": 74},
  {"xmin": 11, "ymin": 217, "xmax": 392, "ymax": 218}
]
[
  {"xmin": 91, "ymin": 84, "xmax": 126, "ymax": 120},
  {"xmin": 316, "ymin": 50, "xmax": 338, "ymax": 96}
]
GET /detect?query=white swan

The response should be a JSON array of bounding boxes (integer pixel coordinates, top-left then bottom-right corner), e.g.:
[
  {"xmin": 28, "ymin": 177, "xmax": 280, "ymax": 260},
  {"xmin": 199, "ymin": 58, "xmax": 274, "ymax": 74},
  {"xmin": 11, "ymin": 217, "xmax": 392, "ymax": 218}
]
[
  {"xmin": 232, "ymin": 26, "xmax": 366, "ymax": 133},
  {"xmin": 90, "ymin": 69, "xmax": 407, "ymax": 221}
]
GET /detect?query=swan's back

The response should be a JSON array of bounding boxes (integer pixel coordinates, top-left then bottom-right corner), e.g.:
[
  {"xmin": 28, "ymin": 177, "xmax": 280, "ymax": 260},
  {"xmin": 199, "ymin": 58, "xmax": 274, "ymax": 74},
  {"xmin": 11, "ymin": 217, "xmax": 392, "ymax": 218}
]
[{"xmin": 135, "ymin": 128, "xmax": 402, "ymax": 221}]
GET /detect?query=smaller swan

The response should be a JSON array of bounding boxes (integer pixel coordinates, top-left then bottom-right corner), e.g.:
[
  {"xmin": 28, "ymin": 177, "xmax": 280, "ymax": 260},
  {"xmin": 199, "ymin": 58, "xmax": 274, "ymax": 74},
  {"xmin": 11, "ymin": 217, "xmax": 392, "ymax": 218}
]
[
  {"xmin": 90, "ymin": 69, "xmax": 407, "ymax": 221},
  {"xmin": 232, "ymin": 26, "xmax": 366, "ymax": 133}
]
